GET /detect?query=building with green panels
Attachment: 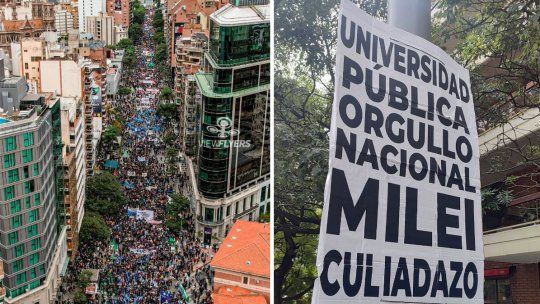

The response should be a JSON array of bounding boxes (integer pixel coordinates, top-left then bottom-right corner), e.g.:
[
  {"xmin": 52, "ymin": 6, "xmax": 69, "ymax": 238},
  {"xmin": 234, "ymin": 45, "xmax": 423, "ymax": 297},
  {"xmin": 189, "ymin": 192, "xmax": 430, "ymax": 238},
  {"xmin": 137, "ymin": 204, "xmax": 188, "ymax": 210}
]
[
  {"xmin": 0, "ymin": 94, "xmax": 68, "ymax": 302},
  {"xmin": 193, "ymin": 0, "xmax": 270, "ymax": 244}
]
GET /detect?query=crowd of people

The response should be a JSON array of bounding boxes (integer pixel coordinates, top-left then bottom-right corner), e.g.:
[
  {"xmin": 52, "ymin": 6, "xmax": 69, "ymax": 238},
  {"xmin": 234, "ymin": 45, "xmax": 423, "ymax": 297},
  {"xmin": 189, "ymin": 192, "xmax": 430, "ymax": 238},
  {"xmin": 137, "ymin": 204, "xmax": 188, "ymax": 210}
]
[{"xmin": 62, "ymin": 7, "xmax": 214, "ymax": 304}]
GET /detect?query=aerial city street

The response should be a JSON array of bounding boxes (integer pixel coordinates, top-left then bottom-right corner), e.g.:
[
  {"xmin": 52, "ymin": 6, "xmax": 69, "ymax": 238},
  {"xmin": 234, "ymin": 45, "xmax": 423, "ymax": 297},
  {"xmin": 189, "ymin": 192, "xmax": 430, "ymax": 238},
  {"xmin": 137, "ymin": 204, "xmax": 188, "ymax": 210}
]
[{"xmin": 0, "ymin": 0, "xmax": 270, "ymax": 303}]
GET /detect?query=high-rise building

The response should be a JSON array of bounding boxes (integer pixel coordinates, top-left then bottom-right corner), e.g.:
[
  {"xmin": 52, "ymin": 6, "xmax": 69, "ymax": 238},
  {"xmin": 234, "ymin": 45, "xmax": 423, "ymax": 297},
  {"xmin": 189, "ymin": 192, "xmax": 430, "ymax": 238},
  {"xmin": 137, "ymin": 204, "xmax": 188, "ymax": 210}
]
[
  {"xmin": 106, "ymin": 0, "xmax": 131, "ymax": 28},
  {"xmin": 54, "ymin": 6, "xmax": 75, "ymax": 35},
  {"xmin": 192, "ymin": 0, "xmax": 270, "ymax": 244},
  {"xmin": 78, "ymin": 0, "xmax": 107, "ymax": 32},
  {"xmin": 86, "ymin": 12, "xmax": 115, "ymax": 46},
  {"xmin": 0, "ymin": 90, "xmax": 68, "ymax": 302},
  {"xmin": 59, "ymin": 97, "xmax": 86, "ymax": 260},
  {"xmin": 20, "ymin": 38, "xmax": 46, "ymax": 94}
]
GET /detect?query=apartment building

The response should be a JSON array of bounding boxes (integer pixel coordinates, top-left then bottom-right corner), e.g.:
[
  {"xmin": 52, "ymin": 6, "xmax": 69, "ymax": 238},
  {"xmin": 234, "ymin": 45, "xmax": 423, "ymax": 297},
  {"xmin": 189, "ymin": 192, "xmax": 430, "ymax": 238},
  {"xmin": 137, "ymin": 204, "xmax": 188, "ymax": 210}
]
[
  {"xmin": 78, "ymin": 0, "xmax": 107, "ymax": 32},
  {"xmin": 86, "ymin": 12, "xmax": 115, "ymax": 46},
  {"xmin": 54, "ymin": 6, "xmax": 74, "ymax": 35},
  {"xmin": 0, "ymin": 88, "xmax": 68, "ymax": 302},
  {"xmin": 191, "ymin": 0, "xmax": 270, "ymax": 244}
]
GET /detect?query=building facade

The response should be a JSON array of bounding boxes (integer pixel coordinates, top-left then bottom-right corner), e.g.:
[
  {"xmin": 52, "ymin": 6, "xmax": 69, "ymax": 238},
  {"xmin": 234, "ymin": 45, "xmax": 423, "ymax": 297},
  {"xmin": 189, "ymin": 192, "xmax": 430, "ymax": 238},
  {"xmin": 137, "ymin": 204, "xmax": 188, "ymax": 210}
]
[
  {"xmin": 78, "ymin": 0, "xmax": 107, "ymax": 32},
  {"xmin": 0, "ymin": 95, "xmax": 68, "ymax": 302},
  {"xmin": 54, "ymin": 6, "xmax": 74, "ymax": 35},
  {"xmin": 85, "ymin": 12, "xmax": 115, "ymax": 46},
  {"xmin": 192, "ymin": 0, "xmax": 270, "ymax": 244}
]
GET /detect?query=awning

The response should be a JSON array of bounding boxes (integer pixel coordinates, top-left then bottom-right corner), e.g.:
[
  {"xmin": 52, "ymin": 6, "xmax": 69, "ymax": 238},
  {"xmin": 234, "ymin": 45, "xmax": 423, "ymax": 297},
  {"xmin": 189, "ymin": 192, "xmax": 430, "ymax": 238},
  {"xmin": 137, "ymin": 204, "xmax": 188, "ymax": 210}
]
[{"xmin": 485, "ymin": 268, "xmax": 510, "ymax": 279}]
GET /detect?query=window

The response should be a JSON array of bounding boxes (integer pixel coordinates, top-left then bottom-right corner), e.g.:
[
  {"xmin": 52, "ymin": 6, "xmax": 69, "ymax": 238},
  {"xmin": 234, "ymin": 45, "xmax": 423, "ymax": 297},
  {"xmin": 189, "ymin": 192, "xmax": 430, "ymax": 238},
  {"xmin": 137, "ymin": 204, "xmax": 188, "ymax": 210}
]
[
  {"xmin": 5, "ymin": 186, "xmax": 15, "ymax": 200},
  {"xmin": 27, "ymin": 224, "xmax": 38, "ymax": 237},
  {"xmin": 33, "ymin": 163, "xmax": 39, "ymax": 176},
  {"xmin": 16, "ymin": 272, "xmax": 27, "ymax": 285},
  {"xmin": 34, "ymin": 193, "xmax": 40, "ymax": 206},
  {"xmin": 30, "ymin": 268, "xmax": 37, "ymax": 279},
  {"xmin": 25, "ymin": 196, "xmax": 31, "ymax": 208},
  {"xmin": 226, "ymin": 205, "xmax": 231, "ymax": 217},
  {"xmin": 31, "ymin": 238, "xmax": 41, "ymax": 251},
  {"xmin": 243, "ymin": 277, "xmax": 248, "ymax": 284},
  {"xmin": 5, "ymin": 136, "xmax": 17, "ymax": 151},
  {"xmin": 24, "ymin": 180, "xmax": 35, "ymax": 194},
  {"xmin": 23, "ymin": 166, "xmax": 29, "ymax": 179},
  {"xmin": 10, "ymin": 200, "xmax": 22, "ymax": 214},
  {"xmin": 22, "ymin": 149, "xmax": 33, "ymax": 163},
  {"xmin": 260, "ymin": 186, "xmax": 266, "ymax": 202},
  {"xmin": 11, "ymin": 214, "xmax": 23, "ymax": 228},
  {"xmin": 23, "ymin": 132, "xmax": 34, "ymax": 147},
  {"xmin": 485, "ymin": 278, "xmax": 511, "ymax": 304},
  {"xmin": 204, "ymin": 208, "xmax": 214, "ymax": 222},
  {"xmin": 4, "ymin": 153, "xmax": 15, "ymax": 168},
  {"xmin": 14, "ymin": 244, "xmax": 25, "ymax": 257},
  {"xmin": 13, "ymin": 259, "xmax": 24, "ymax": 272},
  {"xmin": 8, "ymin": 231, "xmax": 19, "ymax": 245},
  {"xmin": 29, "ymin": 209, "xmax": 39, "ymax": 223},
  {"xmin": 8, "ymin": 168, "xmax": 19, "ymax": 183},
  {"xmin": 29, "ymin": 252, "xmax": 39, "ymax": 266},
  {"xmin": 235, "ymin": 201, "xmax": 239, "ymax": 214},
  {"xmin": 217, "ymin": 207, "xmax": 223, "ymax": 221},
  {"xmin": 243, "ymin": 198, "xmax": 246, "ymax": 211}
]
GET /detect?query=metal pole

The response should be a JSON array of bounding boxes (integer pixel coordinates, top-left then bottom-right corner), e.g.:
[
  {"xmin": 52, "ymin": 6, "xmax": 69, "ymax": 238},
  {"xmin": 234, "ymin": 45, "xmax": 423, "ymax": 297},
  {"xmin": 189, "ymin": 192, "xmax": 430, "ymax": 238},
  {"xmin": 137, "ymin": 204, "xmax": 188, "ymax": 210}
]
[{"xmin": 388, "ymin": 0, "xmax": 431, "ymax": 41}]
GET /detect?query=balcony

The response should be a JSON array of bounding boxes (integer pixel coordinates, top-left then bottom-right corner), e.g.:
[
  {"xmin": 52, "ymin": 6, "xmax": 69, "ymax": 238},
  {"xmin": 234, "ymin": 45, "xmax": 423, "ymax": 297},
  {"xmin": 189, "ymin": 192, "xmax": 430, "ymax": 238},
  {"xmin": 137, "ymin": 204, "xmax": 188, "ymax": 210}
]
[
  {"xmin": 483, "ymin": 192, "xmax": 540, "ymax": 263},
  {"xmin": 196, "ymin": 215, "xmax": 224, "ymax": 226}
]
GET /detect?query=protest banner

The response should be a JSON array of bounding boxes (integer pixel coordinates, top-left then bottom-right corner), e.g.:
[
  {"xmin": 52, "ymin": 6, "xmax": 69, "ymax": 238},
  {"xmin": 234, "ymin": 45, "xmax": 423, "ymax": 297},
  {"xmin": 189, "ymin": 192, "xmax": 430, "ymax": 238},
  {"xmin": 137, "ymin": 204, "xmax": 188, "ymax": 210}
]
[{"xmin": 312, "ymin": 1, "xmax": 483, "ymax": 303}]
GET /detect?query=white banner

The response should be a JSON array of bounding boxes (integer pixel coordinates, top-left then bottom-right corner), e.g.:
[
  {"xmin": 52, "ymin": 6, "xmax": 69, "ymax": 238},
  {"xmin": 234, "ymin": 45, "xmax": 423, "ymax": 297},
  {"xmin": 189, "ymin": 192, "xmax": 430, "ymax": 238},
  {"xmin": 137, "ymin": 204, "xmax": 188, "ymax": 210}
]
[{"xmin": 312, "ymin": 1, "xmax": 483, "ymax": 303}]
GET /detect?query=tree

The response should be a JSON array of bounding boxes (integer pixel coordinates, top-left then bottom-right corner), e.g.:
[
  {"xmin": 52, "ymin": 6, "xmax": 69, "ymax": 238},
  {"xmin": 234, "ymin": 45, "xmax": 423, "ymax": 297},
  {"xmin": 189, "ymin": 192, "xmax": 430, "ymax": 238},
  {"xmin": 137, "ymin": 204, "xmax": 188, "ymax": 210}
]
[
  {"xmin": 160, "ymin": 86, "xmax": 173, "ymax": 101},
  {"xmin": 155, "ymin": 43, "xmax": 169, "ymax": 62},
  {"xmin": 118, "ymin": 86, "xmax": 132, "ymax": 96},
  {"xmin": 157, "ymin": 103, "xmax": 179, "ymax": 120},
  {"xmin": 73, "ymin": 289, "xmax": 88, "ymax": 304},
  {"xmin": 86, "ymin": 172, "xmax": 127, "ymax": 216},
  {"xmin": 116, "ymin": 38, "xmax": 134, "ymax": 50},
  {"xmin": 129, "ymin": 23, "xmax": 143, "ymax": 41},
  {"xmin": 79, "ymin": 212, "xmax": 111, "ymax": 243},
  {"xmin": 166, "ymin": 193, "xmax": 191, "ymax": 235},
  {"xmin": 78, "ymin": 270, "xmax": 93, "ymax": 288},
  {"xmin": 103, "ymin": 125, "xmax": 121, "ymax": 145}
]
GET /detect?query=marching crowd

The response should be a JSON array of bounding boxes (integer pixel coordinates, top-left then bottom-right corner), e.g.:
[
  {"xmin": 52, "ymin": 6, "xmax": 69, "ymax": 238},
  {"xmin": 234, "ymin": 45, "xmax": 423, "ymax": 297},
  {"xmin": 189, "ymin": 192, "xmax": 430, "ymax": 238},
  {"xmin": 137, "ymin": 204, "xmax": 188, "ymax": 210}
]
[{"xmin": 62, "ymin": 7, "xmax": 214, "ymax": 304}]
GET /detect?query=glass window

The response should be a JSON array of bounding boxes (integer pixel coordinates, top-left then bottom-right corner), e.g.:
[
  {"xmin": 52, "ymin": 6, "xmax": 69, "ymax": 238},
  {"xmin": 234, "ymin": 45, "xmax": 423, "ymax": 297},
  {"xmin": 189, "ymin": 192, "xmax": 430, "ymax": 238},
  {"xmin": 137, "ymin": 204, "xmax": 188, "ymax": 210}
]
[
  {"xmin": 10, "ymin": 200, "xmax": 22, "ymax": 214},
  {"xmin": 8, "ymin": 168, "xmax": 19, "ymax": 183},
  {"xmin": 29, "ymin": 209, "xmax": 39, "ymax": 223},
  {"xmin": 13, "ymin": 259, "xmax": 24, "ymax": 272},
  {"xmin": 484, "ymin": 278, "xmax": 511, "ymax": 304},
  {"xmin": 23, "ymin": 166, "xmax": 29, "ymax": 179},
  {"xmin": 204, "ymin": 208, "xmax": 214, "ymax": 222},
  {"xmin": 30, "ymin": 268, "xmax": 37, "ymax": 279},
  {"xmin": 25, "ymin": 196, "xmax": 31, "ymax": 208},
  {"xmin": 34, "ymin": 193, "xmax": 40, "ymax": 206},
  {"xmin": 27, "ymin": 224, "xmax": 38, "ymax": 238},
  {"xmin": 5, "ymin": 136, "xmax": 17, "ymax": 152},
  {"xmin": 4, "ymin": 153, "xmax": 15, "ymax": 168},
  {"xmin": 4, "ymin": 186, "xmax": 15, "ymax": 200},
  {"xmin": 14, "ymin": 244, "xmax": 25, "ymax": 257},
  {"xmin": 31, "ymin": 238, "xmax": 41, "ymax": 251},
  {"xmin": 23, "ymin": 132, "xmax": 34, "ymax": 147},
  {"xmin": 22, "ymin": 149, "xmax": 33, "ymax": 163},
  {"xmin": 226, "ymin": 205, "xmax": 231, "ymax": 217},
  {"xmin": 29, "ymin": 252, "xmax": 39, "ymax": 265},
  {"xmin": 260, "ymin": 186, "xmax": 266, "ymax": 202},
  {"xmin": 8, "ymin": 231, "xmax": 19, "ymax": 245},
  {"xmin": 33, "ymin": 163, "xmax": 39, "ymax": 176},
  {"xmin": 16, "ymin": 272, "xmax": 27, "ymax": 285},
  {"xmin": 11, "ymin": 214, "xmax": 23, "ymax": 228}
]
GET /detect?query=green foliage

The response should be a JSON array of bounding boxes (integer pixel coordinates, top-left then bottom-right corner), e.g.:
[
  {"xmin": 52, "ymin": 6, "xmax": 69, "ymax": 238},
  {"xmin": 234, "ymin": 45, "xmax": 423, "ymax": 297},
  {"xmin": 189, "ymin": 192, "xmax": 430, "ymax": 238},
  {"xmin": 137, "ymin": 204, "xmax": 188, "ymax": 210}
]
[
  {"xmin": 80, "ymin": 212, "xmax": 111, "ymax": 243},
  {"xmin": 129, "ymin": 23, "xmax": 143, "ymax": 41},
  {"xmin": 163, "ymin": 131, "xmax": 175, "ymax": 146},
  {"xmin": 78, "ymin": 270, "xmax": 93, "ymax": 288},
  {"xmin": 103, "ymin": 125, "xmax": 121, "ymax": 144},
  {"xmin": 157, "ymin": 103, "xmax": 179, "ymax": 120},
  {"xmin": 118, "ymin": 86, "xmax": 132, "ymax": 96},
  {"xmin": 160, "ymin": 86, "xmax": 173, "ymax": 101},
  {"xmin": 155, "ymin": 43, "xmax": 168, "ymax": 62},
  {"xmin": 165, "ymin": 193, "xmax": 191, "ymax": 235},
  {"xmin": 132, "ymin": 3, "xmax": 146, "ymax": 25},
  {"xmin": 86, "ymin": 172, "xmax": 127, "ymax": 216},
  {"xmin": 73, "ymin": 289, "xmax": 88, "ymax": 304},
  {"xmin": 116, "ymin": 38, "xmax": 134, "ymax": 50}
]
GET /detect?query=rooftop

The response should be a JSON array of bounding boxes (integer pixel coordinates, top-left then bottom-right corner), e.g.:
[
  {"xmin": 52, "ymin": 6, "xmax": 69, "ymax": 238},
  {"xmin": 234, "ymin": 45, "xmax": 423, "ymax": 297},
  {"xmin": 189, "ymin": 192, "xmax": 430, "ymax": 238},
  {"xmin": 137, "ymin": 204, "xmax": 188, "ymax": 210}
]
[
  {"xmin": 211, "ymin": 3, "xmax": 269, "ymax": 26},
  {"xmin": 210, "ymin": 220, "xmax": 270, "ymax": 277},
  {"xmin": 213, "ymin": 286, "xmax": 267, "ymax": 304}
]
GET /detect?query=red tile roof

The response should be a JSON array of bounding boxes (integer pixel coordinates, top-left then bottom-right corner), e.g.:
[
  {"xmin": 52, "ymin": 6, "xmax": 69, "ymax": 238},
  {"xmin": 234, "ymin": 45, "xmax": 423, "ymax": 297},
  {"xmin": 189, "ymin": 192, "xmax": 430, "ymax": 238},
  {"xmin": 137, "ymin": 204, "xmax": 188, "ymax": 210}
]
[
  {"xmin": 210, "ymin": 220, "xmax": 270, "ymax": 278},
  {"xmin": 213, "ymin": 286, "xmax": 267, "ymax": 304}
]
